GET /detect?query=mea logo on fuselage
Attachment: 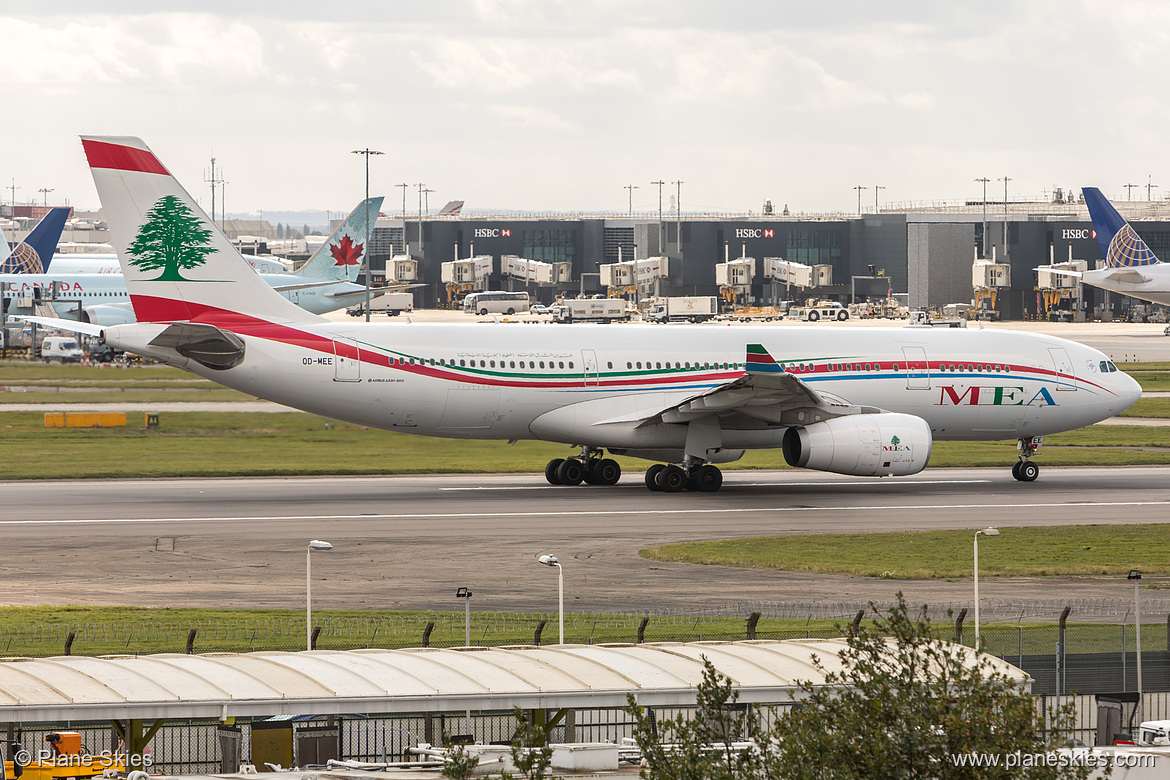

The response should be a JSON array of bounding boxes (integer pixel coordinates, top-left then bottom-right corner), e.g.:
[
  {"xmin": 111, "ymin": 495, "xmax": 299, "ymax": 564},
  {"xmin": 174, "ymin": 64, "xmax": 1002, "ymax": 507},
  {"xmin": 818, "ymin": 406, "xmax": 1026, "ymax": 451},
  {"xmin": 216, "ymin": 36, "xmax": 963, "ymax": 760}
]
[{"xmin": 937, "ymin": 385, "xmax": 1058, "ymax": 407}]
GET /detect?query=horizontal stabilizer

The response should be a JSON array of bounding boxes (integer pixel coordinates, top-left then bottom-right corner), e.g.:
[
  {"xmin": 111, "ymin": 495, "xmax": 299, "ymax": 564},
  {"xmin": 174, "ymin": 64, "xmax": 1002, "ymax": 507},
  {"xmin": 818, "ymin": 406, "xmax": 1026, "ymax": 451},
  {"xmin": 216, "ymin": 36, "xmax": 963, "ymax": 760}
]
[{"xmin": 10, "ymin": 315, "xmax": 104, "ymax": 337}]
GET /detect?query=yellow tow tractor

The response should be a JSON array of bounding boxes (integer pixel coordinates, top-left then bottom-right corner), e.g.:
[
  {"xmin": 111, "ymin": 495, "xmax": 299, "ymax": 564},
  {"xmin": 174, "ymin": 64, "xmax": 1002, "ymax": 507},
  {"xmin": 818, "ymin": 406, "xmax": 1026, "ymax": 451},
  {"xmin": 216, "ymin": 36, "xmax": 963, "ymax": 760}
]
[{"xmin": 4, "ymin": 732, "xmax": 128, "ymax": 780}]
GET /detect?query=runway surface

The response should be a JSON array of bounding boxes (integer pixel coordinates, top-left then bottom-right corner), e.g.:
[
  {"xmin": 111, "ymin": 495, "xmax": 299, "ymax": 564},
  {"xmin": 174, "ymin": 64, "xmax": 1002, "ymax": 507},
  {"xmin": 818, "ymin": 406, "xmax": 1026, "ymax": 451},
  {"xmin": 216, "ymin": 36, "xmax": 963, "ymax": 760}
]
[{"xmin": 3, "ymin": 466, "xmax": 1168, "ymax": 613}]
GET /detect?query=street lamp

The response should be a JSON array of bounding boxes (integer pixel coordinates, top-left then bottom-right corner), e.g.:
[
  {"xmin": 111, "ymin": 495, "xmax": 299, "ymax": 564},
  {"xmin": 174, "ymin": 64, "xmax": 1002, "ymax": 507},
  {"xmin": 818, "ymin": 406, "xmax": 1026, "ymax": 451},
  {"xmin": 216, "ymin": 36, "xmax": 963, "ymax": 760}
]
[
  {"xmin": 456, "ymin": 586, "xmax": 473, "ymax": 646},
  {"xmin": 1129, "ymin": 568, "xmax": 1144, "ymax": 722},
  {"xmin": 537, "ymin": 554, "xmax": 564, "ymax": 644},
  {"xmin": 351, "ymin": 148, "xmax": 384, "ymax": 321},
  {"xmin": 306, "ymin": 540, "xmax": 333, "ymax": 650},
  {"xmin": 973, "ymin": 527, "xmax": 1000, "ymax": 648}
]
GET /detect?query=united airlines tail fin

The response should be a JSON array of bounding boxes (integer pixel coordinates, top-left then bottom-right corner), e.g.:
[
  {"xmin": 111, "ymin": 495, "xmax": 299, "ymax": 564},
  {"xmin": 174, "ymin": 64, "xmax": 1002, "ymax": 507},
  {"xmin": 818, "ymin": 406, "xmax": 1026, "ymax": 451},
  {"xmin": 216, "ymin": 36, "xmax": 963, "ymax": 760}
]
[
  {"xmin": 293, "ymin": 197, "xmax": 384, "ymax": 281},
  {"xmin": 0, "ymin": 207, "xmax": 70, "ymax": 273},
  {"xmin": 1083, "ymin": 186, "xmax": 1161, "ymax": 268},
  {"xmin": 81, "ymin": 136, "xmax": 323, "ymax": 326}
]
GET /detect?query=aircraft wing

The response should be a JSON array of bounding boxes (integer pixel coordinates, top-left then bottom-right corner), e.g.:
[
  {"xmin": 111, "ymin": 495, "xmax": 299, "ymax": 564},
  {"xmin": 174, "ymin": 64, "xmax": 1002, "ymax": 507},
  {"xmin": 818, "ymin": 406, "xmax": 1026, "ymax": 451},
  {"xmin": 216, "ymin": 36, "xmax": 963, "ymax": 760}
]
[
  {"xmin": 600, "ymin": 344, "xmax": 875, "ymax": 429},
  {"xmin": 1042, "ymin": 267, "xmax": 1083, "ymax": 279},
  {"xmin": 10, "ymin": 315, "xmax": 104, "ymax": 337},
  {"xmin": 323, "ymin": 283, "xmax": 426, "ymax": 299},
  {"xmin": 269, "ymin": 279, "xmax": 347, "ymax": 293},
  {"xmin": 1101, "ymin": 268, "xmax": 1153, "ymax": 284}
]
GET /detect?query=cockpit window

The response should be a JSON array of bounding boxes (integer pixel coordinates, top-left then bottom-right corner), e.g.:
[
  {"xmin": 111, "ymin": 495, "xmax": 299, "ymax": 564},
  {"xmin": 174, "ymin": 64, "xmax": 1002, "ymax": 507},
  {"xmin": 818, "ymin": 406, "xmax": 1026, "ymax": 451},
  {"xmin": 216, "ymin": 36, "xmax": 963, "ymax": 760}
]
[{"xmin": 1107, "ymin": 361, "xmax": 1119, "ymax": 373}]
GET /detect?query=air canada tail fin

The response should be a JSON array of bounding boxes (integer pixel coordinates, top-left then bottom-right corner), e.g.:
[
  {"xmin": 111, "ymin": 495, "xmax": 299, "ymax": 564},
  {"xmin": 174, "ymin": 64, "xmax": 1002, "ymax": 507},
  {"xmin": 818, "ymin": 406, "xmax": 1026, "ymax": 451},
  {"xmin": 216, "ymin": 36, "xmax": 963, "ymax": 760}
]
[
  {"xmin": 1083, "ymin": 186, "xmax": 1161, "ymax": 268},
  {"xmin": 81, "ymin": 135, "xmax": 323, "ymax": 326},
  {"xmin": 294, "ymin": 196, "xmax": 384, "ymax": 281},
  {"xmin": 0, "ymin": 207, "xmax": 70, "ymax": 273}
]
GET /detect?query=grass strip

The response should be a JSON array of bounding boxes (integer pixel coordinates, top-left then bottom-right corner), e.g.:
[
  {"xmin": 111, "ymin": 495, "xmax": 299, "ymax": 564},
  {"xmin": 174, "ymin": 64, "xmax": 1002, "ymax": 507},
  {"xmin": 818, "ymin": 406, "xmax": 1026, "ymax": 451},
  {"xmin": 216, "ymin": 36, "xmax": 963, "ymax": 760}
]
[{"xmin": 640, "ymin": 524, "xmax": 1170, "ymax": 579}]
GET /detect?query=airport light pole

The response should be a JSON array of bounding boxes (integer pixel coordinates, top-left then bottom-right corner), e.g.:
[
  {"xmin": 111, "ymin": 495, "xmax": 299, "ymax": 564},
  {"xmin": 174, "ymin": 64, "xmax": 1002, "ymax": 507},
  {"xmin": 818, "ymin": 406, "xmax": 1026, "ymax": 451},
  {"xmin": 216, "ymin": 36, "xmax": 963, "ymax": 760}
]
[
  {"xmin": 650, "ymin": 180, "xmax": 665, "ymax": 254},
  {"xmin": 1129, "ymin": 568, "xmax": 1144, "ymax": 723},
  {"xmin": 351, "ymin": 149, "xmax": 383, "ymax": 321},
  {"xmin": 625, "ymin": 184, "xmax": 638, "ymax": 216},
  {"xmin": 852, "ymin": 185, "xmax": 868, "ymax": 216},
  {"xmin": 538, "ymin": 554, "xmax": 564, "ymax": 644},
  {"xmin": 306, "ymin": 540, "xmax": 333, "ymax": 650},
  {"xmin": 38, "ymin": 188, "xmax": 53, "ymax": 207},
  {"xmin": 672, "ymin": 180, "xmax": 684, "ymax": 261},
  {"xmin": 456, "ymin": 587, "xmax": 473, "ymax": 646},
  {"xmin": 999, "ymin": 176, "xmax": 1012, "ymax": 262},
  {"xmin": 975, "ymin": 178, "xmax": 990, "ymax": 257},
  {"xmin": 973, "ymin": 527, "xmax": 999, "ymax": 648}
]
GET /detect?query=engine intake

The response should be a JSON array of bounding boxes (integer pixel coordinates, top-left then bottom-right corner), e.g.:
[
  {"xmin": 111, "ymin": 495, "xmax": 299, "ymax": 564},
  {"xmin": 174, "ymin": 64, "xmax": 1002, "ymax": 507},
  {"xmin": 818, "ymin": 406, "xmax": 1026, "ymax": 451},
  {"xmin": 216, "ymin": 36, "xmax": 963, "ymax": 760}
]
[{"xmin": 782, "ymin": 412, "xmax": 932, "ymax": 477}]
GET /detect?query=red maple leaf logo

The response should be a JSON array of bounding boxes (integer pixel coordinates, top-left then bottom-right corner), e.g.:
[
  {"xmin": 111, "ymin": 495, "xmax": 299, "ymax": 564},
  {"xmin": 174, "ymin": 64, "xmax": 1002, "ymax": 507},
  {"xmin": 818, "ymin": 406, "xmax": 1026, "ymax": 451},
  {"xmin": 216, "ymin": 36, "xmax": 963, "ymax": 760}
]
[{"xmin": 330, "ymin": 234, "xmax": 364, "ymax": 267}]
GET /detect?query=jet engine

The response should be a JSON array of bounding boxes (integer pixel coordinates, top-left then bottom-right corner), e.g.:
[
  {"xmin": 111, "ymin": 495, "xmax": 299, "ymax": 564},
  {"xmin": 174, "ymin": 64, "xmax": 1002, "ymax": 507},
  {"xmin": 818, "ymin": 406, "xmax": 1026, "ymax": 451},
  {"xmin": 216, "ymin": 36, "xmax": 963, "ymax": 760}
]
[
  {"xmin": 80, "ymin": 303, "xmax": 137, "ymax": 326},
  {"xmin": 782, "ymin": 412, "xmax": 932, "ymax": 477}
]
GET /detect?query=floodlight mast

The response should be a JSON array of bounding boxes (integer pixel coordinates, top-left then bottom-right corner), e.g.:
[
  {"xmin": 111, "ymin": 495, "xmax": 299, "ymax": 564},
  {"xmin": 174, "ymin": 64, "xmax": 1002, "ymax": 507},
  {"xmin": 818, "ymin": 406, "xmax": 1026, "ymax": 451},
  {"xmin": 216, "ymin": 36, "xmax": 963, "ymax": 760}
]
[
  {"xmin": 538, "ymin": 554, "xmax": 564, "ymax": 644},
  {"xmin": 973, "ymin": 528, "xmax": 999, "ymax": 647},
  {"xmin": 306, "ymin": 540, "xmax": 333, "ymax": 650}
]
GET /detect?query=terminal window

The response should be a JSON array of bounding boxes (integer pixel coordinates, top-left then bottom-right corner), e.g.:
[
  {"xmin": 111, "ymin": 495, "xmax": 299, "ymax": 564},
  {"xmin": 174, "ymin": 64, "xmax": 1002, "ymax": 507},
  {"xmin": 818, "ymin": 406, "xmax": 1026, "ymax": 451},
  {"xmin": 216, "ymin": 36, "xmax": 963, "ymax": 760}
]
[
  {"xmin": 523, "ymin": 229, "xmax": 577, "ymax": 263},
  {"xmin": 787, "ymin": 229, "xmax": 843, "ymax": 266}
]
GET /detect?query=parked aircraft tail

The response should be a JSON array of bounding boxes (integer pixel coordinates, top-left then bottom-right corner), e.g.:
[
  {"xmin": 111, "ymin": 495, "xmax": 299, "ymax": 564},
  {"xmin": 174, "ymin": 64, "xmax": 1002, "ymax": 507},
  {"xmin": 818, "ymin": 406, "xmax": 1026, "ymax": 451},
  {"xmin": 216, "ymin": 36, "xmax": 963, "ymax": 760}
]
[
  {"xmin": 81, "ymin": 136, "xmax": 322, "ymax": 326},
  {"xmin": 294, "ymin": 196, "xmax": 384, "ymax": 281},
  {"xmin": 1083, "ymin": 186, "xmax": 1162, "ymax": 268},
  {"xmin": 0, "ymin": 207, "xmax": 70, "ymax": 273}
]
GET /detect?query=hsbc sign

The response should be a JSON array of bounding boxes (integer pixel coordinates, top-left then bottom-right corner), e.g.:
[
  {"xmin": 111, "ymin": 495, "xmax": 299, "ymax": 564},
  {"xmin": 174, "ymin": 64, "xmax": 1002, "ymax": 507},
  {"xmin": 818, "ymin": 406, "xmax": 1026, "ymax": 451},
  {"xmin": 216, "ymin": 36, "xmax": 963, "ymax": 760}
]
[
  {"xmin": 734, "ymin": 228, "xmax": 776, "ymax": 239},
  {"xmin": 1061, "ymin": 229, "xmax": 1096, "ymax": 240},
  {"xmin": 474, "ymin": 228, "xmax": 512, "ymax": 238}
]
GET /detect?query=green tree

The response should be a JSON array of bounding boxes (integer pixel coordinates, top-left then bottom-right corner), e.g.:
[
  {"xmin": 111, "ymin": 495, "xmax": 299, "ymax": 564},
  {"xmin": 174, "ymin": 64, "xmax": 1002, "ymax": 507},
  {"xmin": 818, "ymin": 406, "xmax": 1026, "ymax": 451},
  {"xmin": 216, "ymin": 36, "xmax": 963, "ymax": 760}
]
[
  {"xmin": 629, "ymin": 594, "xmax": 1098, "ymax": 780},
  {"xmin": 127, "ymin": 195, "xmax": 215, "ymax": 281}
]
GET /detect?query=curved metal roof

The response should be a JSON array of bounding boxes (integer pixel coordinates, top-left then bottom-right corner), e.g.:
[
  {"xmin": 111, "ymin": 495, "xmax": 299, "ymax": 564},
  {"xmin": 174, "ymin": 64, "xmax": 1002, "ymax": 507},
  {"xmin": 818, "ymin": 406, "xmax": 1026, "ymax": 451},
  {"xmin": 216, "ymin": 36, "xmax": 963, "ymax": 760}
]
[{"xmin": 0, "ymin": 640, "xmax": 1029, "ymax": 722}]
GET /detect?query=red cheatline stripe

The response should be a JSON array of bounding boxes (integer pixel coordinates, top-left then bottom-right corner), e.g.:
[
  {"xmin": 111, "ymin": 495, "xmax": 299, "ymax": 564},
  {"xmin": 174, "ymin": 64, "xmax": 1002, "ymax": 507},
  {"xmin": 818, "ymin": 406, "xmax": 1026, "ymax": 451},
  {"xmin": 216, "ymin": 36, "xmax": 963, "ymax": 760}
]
[{"xmin": 82, "ymin": 139, "xmax": 169, "ymax": 175}]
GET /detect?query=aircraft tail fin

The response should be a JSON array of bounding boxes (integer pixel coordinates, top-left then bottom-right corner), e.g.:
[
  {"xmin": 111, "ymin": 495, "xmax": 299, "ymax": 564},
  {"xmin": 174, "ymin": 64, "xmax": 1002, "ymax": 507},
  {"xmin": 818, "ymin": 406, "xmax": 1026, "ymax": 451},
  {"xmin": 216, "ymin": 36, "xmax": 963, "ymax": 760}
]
[
  {"xmin": 1083, "ymin": 186, "xmax": 1161, "ymax": 268},
  {"xmin": 81, "ymin": 136, "xmax": 323, "ymax": 326},
  {"xmin": 1, "ymin": 207, "xmax": 70, "ymax": 273},
  {"xmin": 294, "ymin": 196, "xmax": 384, "ymax": 281},
  {"xmin": 745, "ymin": 343, "xmax": 786, "ymax": 374}
]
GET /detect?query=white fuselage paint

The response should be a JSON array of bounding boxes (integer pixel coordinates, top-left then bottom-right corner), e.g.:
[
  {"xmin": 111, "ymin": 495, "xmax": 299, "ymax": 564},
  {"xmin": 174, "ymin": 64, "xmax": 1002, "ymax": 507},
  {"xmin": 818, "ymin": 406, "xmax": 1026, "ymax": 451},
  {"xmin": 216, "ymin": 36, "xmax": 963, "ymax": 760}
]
[{"xmin": 105, "ymin": 321, "xmax": 1142, "ymax": 451}]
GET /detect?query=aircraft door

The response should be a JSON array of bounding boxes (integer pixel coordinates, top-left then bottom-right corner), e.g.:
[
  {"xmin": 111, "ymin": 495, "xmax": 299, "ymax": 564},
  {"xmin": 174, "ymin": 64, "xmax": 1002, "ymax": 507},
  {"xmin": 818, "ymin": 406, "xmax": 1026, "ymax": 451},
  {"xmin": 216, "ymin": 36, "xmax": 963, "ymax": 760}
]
[
  {"xmin": 581, "ymin": 349, "xmax": 600, "ymax": 386},
  {"xmin": 901, "ymin": 346, "xmax": 931, "ymax": 389},
  {"xmin": 1048, "ymin": 347, "xmax": 1076, "ymax": 391},
  {"xmin": 333, "ymin": 338, "xmax": 361, "ymax": 382}
]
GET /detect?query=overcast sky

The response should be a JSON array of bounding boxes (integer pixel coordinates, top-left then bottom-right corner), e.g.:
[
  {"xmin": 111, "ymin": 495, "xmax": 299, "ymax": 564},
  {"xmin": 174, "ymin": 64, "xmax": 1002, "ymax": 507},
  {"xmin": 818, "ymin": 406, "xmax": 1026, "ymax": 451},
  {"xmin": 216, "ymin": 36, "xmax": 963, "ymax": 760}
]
[{"xmin": 2, "ymin": 1, "xmax": 1167, "ymax": 217}]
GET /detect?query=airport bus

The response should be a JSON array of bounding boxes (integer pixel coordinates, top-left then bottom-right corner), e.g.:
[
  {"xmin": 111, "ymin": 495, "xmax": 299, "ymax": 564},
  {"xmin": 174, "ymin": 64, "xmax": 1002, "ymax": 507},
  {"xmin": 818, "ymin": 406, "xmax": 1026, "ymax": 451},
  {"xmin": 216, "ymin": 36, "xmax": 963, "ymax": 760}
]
[{"xmin": 463, "ymin": 291, "xmax": 530, "ymax": 315}]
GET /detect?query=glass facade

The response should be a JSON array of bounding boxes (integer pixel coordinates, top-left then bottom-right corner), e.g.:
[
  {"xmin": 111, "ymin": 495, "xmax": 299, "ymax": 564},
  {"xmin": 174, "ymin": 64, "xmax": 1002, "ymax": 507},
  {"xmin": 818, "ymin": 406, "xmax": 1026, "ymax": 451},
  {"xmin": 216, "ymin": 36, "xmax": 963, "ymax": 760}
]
[
  {"xmin": 523, "ymin": 229, "xmax": 576, "ymax": 263},
  {"xmin": 603, "ymin": 227, "xmax": 635, "ymax": 264},
  {"xmin": 786, "ymin": 228, "xmax": 843, "ymax": 266}
]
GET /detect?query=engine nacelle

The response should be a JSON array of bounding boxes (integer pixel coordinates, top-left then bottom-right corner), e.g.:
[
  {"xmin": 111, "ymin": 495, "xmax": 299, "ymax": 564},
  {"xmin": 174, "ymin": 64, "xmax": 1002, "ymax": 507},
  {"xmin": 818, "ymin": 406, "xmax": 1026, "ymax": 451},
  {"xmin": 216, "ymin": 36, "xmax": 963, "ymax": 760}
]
[
  {"xmin": 782, "ymin": 412, "xmax": 932, "ymax": 477},
  {"xmin": 81, "ymin": 303, "xmax": 137, "ymax": 326}
]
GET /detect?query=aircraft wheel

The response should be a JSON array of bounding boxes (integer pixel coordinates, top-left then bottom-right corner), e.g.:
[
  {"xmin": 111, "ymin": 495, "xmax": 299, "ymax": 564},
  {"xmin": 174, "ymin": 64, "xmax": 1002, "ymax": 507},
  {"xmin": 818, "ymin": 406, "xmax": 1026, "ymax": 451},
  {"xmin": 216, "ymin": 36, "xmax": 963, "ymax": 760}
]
[
  {"xmin": 692, "ymin": 464, "xmax": 723, "ymax": 492},
  {"xmin": 656, "ymin": 464, "xmax": 687, "ymax": 493},
  {"xmin": 645, "ymin": 464, "xmax": 665, "ymax": 491},
  {"xmin": 1010, "ymin": 461, "xmax": 1021, "ymax": 481},
  {"xmin": 557, "ymin": 458, "xmax": 585, "ymax": 486},
  {"xmin": 545, "ymin": 459, "xmax": 565, "ymax": 485},
  {"xmin": 807, "ymin": 310, "xmax": 820, "ymax": 322},
  {"xmin": 1017, "ymin": 461, "xmax": 1039, "ymax": 482},
  {"xmin": 594, "ymin": 458, "xmax": 621, "ymax": 485}
]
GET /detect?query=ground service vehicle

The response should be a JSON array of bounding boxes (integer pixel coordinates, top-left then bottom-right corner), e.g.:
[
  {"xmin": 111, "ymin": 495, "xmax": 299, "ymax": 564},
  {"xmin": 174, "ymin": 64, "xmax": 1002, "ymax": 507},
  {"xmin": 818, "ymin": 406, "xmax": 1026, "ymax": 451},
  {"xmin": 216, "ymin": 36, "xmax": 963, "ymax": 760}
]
[
  {"xmin": 647, "ymin": 296, "xmax": 719, "ymax": 323},
  {"xmin": 463, "ymin": 291, "xmax": 530, "ymax": 316},
  {"xmin": 791, "ymin": 300, "xmax": 849, "ymax": 322},
  {"xmin": 550, "ymin": 298, "xmax": 630, "ymax": 323},
  {"xmin": 348, "ymin": 292, "xmax": 414, "ymax": 317},
  {"xmin": 41, "ymin": 336, "xmax": 83, "ymax": 362}
]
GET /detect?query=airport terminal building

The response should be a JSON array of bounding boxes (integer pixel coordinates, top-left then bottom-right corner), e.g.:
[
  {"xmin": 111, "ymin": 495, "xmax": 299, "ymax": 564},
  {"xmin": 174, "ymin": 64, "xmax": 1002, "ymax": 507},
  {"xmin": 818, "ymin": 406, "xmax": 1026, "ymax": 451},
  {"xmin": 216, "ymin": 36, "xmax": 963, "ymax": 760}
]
[{"xmin": 360, "ymin": 197, "xmax": 1170, "ymax": 319}]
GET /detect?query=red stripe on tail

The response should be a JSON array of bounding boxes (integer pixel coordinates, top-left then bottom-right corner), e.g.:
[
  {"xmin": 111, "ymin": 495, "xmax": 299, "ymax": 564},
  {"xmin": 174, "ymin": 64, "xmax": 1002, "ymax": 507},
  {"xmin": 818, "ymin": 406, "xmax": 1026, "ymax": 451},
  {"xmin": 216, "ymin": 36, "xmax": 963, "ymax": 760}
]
[{"xmin": 82, "ymin": 139, "xmax": 169, "ymax": 175}]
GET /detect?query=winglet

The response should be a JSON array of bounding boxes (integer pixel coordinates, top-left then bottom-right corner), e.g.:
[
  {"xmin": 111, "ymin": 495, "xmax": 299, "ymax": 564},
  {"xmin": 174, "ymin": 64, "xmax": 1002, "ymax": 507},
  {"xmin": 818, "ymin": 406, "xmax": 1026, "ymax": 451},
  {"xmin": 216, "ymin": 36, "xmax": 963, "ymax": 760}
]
[
  {"xmin": 1083, "ymin": 186, "xmax": 1161, "ymax": 268},
  {"xmin": 746, "ymin": 343, "xmax": 785, "ymax": 374}
]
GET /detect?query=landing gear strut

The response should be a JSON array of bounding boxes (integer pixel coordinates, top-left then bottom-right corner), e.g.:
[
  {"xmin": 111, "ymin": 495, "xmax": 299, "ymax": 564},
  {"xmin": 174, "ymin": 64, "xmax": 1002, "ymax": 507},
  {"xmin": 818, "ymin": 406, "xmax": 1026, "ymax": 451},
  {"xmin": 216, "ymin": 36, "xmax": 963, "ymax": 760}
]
[
  {"xmin": 544, "ymin": 448, "xmax": 622, "ymax": 486},
  {"xmin": 1012, "ymin": 436, "xmax": 1042, "ymax": 482},
  {"xmin": 645, "ymin": 461, "xmax": 724, "ymax": 493}
]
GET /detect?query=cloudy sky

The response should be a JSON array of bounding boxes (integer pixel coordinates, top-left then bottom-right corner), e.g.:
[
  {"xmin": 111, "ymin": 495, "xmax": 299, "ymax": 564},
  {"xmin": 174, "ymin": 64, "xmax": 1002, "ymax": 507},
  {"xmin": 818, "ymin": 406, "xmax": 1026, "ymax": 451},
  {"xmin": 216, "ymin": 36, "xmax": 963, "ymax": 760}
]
[{"xmin": 1, "ymin": 1, "xmax": 1166, "ymax": 217}]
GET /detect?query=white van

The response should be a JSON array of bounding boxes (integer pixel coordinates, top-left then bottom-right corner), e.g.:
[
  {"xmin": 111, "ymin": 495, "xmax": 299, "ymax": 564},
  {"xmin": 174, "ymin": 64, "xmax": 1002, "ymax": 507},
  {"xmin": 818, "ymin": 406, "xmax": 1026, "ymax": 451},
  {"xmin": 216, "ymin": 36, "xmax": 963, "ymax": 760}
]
[{"xmin": 42, "ymin": 336, "xmax": 84, "ymax": 363}]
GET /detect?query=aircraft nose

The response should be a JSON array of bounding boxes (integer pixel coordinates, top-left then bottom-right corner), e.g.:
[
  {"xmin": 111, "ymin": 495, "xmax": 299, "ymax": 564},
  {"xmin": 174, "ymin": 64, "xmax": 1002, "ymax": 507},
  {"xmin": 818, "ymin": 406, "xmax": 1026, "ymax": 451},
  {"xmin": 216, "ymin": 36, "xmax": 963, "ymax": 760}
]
[{"xmin": 1122, "ymin": 371, "xmax": 1143, "ymax": 409}]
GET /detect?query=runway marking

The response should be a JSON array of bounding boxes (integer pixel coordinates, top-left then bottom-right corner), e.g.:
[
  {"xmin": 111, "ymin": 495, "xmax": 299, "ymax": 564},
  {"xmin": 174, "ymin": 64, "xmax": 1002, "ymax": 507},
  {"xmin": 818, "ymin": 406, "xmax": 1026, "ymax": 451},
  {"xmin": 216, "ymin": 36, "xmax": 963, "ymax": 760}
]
[
  {"xmin": 3, "ymin": 499, "xmax": 1168, "ymax": 525},
  {"xmin": 440, "ymin": 479, "xmax": 993, "ymax": 491}
]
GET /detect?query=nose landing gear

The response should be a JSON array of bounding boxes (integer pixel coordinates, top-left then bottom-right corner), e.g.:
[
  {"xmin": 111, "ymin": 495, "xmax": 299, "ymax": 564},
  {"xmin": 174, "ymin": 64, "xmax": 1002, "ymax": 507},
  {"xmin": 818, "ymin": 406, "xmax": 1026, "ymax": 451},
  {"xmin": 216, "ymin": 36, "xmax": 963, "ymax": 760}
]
[{"xmin": 1012, "ymin": 436, "xmax": 1043, "ymax": 482}]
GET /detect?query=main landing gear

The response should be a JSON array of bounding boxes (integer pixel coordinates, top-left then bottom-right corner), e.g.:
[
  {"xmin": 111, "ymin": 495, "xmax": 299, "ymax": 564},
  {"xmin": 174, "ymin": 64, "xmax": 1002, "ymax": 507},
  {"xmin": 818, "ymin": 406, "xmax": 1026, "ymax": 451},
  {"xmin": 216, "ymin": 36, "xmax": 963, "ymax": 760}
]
[
  {"xmin": 1012, "ymin": 436, "xmax": 1042, "ymax": 482},
  {"xmin": 644, "ymin": 461, "xmax": 724, "ymax": 493},
  {"xmin": 544, "ymin": 448, "xmax": 622, "ymax": 486}
]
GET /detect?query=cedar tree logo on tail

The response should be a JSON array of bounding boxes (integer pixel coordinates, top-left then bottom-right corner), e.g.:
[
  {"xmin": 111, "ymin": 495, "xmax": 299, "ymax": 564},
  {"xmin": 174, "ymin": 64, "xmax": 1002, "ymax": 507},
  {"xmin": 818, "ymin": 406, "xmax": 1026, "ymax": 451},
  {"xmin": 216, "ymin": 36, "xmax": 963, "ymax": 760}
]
[
  {"xmin": 127, "ymin": 195, "xmax": 216, "ymax": 281},
  {"xmin": 329, "ymin": 234, "xmax": 364, "ymax": 279}
]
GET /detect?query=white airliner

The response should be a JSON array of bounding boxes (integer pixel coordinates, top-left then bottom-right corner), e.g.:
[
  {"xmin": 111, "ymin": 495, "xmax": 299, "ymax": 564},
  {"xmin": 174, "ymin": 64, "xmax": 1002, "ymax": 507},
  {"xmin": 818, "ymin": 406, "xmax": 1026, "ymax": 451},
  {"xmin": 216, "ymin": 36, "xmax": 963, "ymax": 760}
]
[
  {"xmin": 1, "ymin": 196, "xmax": 395, "ymax": 324},
  {"xmin": 30, "ymin": 136, "xmax": 1142, "ymax": 492},
  {"xmin": 1048, "ymin": 187, "xmax": 1170, "ymax": 306}
]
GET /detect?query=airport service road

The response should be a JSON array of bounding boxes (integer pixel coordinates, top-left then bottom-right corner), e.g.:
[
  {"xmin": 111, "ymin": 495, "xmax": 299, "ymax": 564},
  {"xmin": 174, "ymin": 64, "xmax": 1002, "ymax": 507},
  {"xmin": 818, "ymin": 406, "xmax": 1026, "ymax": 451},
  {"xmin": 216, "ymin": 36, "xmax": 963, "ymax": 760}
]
[{"xmin": 1, "ymin": 466, "xmax": 1167, "ymax": 613}]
